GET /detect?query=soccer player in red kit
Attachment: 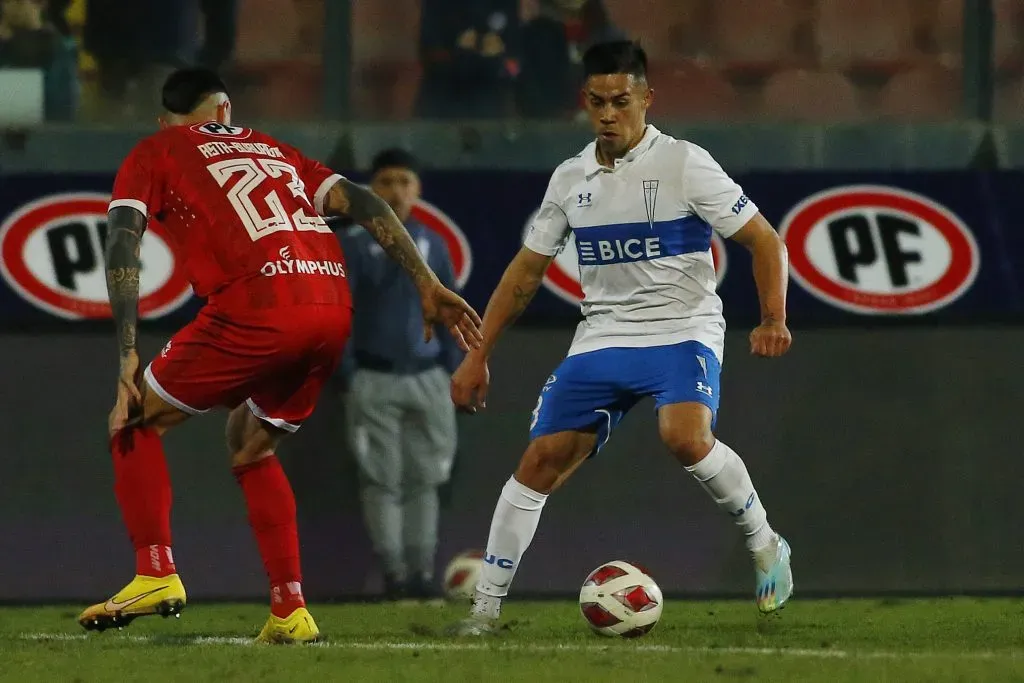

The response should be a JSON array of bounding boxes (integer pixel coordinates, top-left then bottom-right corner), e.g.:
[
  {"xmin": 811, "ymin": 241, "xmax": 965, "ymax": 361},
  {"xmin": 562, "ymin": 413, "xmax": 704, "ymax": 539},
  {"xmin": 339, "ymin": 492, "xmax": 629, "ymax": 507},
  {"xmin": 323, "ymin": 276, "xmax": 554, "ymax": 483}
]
[{"xmin": 77, "ymin": 68, "xmax": 482, "ymax": 643}]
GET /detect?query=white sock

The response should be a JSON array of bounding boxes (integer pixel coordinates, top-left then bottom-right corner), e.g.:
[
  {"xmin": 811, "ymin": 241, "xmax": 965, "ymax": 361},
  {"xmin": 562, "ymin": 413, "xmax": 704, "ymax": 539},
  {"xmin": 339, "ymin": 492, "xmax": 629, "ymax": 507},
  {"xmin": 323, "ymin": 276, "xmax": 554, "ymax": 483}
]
[
  {"xmin": 686, "ymin": 440, "xmax": 776, "ymax": 552},
  {"xmin": 472, "ymin": 476, "xmax": 547, "ymax": 618}
]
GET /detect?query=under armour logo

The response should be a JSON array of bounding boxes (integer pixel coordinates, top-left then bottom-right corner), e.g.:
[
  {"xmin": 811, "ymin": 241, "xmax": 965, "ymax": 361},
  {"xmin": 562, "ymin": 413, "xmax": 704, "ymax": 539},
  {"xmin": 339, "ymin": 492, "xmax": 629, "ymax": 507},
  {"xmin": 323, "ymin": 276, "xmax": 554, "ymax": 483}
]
[
  {"xmin": 578, "ymin": 193, "xmax": 592, "ymax": 207},
  {"xmin": 696, "ymin": 381, "xmax": 713, "ymax": 397}
]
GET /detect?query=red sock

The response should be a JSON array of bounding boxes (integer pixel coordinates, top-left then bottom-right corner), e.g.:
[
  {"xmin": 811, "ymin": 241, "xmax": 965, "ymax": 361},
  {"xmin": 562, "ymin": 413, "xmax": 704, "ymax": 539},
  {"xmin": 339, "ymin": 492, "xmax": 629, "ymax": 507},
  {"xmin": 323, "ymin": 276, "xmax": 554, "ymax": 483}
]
[
  {"xmin": 110, "ymin": 427, "xmax": 176, "ymax": 578},
  {"xmin": 233, "ymin": 455, "xmax": 305, "ymax": 618}
]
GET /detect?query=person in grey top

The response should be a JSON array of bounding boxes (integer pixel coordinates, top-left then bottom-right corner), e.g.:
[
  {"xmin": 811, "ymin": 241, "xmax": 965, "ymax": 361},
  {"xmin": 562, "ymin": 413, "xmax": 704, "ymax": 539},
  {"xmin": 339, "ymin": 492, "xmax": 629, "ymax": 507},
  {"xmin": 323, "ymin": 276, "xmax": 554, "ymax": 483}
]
[{"xmin": 338, "ymin": 149, "xmax": 462, "ymax": 601}]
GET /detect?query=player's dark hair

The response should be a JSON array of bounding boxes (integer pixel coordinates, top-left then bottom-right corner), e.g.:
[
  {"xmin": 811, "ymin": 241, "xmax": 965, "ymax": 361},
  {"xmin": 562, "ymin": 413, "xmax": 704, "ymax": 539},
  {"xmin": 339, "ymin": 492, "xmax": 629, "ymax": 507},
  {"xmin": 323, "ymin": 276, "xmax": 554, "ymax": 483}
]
[
  {"xmin": 582, "ymin": 40, "xmax": 648, "ymax": 81},
  {"xmin": 370, "ymin": 148, "xmax": 420, "ymax": 177},
  {"xmin": 161, "ymin": 68, "xmax": 229, "ymax": 115}
]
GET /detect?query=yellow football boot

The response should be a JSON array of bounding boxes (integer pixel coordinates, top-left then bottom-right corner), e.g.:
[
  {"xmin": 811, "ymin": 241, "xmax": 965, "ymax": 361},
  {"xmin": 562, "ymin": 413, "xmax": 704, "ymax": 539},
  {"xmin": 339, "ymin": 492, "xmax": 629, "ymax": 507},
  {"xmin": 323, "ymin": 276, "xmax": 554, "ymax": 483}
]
[
  {"xmin": 78, "ymin": 574, "xmax": 187, "ymax": 632},
  {"xmin": 256, "ymin": 607, "xmax": 321, "ymax": 644}
]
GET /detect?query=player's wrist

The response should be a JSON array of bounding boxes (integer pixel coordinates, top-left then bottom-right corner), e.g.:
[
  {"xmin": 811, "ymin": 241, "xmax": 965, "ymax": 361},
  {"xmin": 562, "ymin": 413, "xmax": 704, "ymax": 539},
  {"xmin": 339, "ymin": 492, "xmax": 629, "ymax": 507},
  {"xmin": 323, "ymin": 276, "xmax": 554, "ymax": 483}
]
[{"xmin": 416, "ymin": 272, "xmax": 442, "ymax": 297}]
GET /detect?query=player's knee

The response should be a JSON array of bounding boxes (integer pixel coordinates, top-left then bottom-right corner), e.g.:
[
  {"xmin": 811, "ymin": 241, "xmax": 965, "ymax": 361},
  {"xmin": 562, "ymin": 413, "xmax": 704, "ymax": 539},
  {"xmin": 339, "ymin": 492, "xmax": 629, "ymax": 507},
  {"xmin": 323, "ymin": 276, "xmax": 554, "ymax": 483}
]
[
  {"xmin": 661, "ymin": 425, "xmax": 715, "ymax": 465},
  {"xmin": 225, "ymin": 406, "xmax": 247, "ymax": 454},
  {"xmin": 135, "ymin": 383, "xmax": 189, "ymax": 435},
  {"xmin": 517, "ymin": 434, "xmax": 581, "ymax": 493},
  {"xmin": 227, "ymin": 407, "xmax": 283, "ymax": 468}
]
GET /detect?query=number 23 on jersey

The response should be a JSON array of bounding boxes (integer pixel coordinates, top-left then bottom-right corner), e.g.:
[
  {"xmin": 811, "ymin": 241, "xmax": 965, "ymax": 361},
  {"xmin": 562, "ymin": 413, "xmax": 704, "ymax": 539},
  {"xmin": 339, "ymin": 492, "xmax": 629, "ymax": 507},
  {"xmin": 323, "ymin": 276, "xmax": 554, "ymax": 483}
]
[{"xmin": 207, "ymin": 157, "xmax": 331, "ymax": 242}]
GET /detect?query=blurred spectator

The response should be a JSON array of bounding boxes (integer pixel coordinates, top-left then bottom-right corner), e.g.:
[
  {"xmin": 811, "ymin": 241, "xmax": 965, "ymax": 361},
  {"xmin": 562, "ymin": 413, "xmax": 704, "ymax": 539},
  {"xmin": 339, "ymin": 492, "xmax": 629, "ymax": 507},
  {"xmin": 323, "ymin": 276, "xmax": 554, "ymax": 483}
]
[
  {"xmin": 518, "ymin": 0, "xmax": 626, "ymax": 119},
  {"xmin": 0, "ymin": 0, "xmax": 79, "ymax": 120},
  {"xmin": 85, "ymin": 0, "xmax": 217, "ymax": 118},
  {"xmin": 83, "ymin": 0, "xmax": 144, "ymax": 105},
  {"xmin": 417, "ymin": 0, "xmax": 519, "ymax": 119},
  {"xmin": 338, "ymin": 149, "xmax": 462, "ymax": 601},
  {"xmin": 196, "ymin": 0, "xmax": 237, "ymax": 71},
  {"xmin": 568, "ymin": 0, "xmax": 627, "ymax": 61},
  {"xmin": 147, "ymin": 0, "xmax": 200, "ymax": 69},
  {"xmin": 518, "ymin": 0, "xmax": 573, "ymax": 117},
  {"xmin": 45, "ymin": 0, "xmax": 70, "ymax": 35}
]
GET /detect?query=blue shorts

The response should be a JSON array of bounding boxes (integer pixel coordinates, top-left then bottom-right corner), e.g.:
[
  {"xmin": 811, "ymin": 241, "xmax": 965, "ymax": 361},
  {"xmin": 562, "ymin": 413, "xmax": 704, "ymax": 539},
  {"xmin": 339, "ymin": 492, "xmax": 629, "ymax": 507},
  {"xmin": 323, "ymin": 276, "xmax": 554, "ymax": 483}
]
[{"xmin": 528, "ymin": 340, "xmax": 721, "ymax": 456}]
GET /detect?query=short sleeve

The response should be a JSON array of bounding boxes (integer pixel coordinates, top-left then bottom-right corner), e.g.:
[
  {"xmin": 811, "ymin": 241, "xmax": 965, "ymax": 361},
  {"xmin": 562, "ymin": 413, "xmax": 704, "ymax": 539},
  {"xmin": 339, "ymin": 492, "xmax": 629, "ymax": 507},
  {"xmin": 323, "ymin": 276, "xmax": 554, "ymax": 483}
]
[
  {"xmin": 292, "ymin": 150, "xmax": 343, "ymax": 216},
  {"xmin": 682, "ymin": 143, "xmax": 758, "ymax": 239},
  {"xmin": 523, "ymin": 171, "xmax": 570, "ymax": 256},
  {"xmin": 110, "ymin": 141, "xmax": 163, "ymax": 217}
]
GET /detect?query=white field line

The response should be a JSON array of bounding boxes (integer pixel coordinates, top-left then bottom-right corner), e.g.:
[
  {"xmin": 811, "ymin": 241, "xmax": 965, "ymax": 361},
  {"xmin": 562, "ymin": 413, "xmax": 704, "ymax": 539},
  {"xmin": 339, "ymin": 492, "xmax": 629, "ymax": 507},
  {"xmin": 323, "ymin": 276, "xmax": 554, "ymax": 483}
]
[{"xmin": 16, "ymin": 632, "xmax": 1024, "ymax": 661}]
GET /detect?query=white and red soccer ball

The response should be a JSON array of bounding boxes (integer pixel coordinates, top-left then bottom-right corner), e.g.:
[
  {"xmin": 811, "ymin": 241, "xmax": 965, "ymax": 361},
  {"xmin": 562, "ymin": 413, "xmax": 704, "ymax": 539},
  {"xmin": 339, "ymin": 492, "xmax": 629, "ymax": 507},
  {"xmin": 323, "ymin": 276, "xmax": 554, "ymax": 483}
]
[
  {"xmin": 579, "ymin": 560, "xmax": 663, "ymax": 638},
  {"xmin": 442, "ymin": 549, "xmax": 485, "ymax": 600}
]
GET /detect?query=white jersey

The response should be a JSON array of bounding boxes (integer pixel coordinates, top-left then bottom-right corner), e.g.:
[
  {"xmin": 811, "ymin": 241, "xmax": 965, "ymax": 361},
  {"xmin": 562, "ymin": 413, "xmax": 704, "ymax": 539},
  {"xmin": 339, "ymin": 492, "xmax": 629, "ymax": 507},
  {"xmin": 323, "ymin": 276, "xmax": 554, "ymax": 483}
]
[{"xmin": 523, "ymin": 125, "xmax": 758, "ymax": 362}]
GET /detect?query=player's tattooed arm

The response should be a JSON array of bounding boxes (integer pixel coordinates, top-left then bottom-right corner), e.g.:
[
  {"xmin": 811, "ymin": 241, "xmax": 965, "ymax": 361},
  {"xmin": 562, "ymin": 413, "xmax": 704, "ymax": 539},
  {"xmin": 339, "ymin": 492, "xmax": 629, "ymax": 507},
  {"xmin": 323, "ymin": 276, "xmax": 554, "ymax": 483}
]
[
  {"xmin": 104, "ymin": 206, "xmax": 147, "ymax": 360},
  {"xmin": 474, "ymin": 247, "xmax": 552, "ymax": 357},
  {"xmin": 323, "ymin": 179, "xmax": 438, "ymax": 292}
]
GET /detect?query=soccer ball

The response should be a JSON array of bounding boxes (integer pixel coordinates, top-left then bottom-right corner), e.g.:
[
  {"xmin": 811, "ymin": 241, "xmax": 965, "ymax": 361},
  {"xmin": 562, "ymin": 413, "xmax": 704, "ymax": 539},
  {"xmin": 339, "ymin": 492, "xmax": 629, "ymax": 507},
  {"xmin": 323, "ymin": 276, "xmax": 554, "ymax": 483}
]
[
  {"xmin": 579, "ymin": 560, "xmax": 663, "ymax": 637},
  {"xmin": 442, "ymin": 550, "xmax": 484, "ymax": 600}
]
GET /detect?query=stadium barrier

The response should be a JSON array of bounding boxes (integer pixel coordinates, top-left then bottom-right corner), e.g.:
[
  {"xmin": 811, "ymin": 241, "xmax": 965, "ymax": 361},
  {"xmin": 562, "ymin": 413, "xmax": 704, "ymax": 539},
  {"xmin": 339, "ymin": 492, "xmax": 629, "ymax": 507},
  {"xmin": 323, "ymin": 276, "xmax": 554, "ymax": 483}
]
[
  {"xmin": 1, "ymin": 172, "xmax": 1020, "ymax": 600},
  {"xmin": 0, "ymin": 171, "xmax": 1018, "ymax": 327}
]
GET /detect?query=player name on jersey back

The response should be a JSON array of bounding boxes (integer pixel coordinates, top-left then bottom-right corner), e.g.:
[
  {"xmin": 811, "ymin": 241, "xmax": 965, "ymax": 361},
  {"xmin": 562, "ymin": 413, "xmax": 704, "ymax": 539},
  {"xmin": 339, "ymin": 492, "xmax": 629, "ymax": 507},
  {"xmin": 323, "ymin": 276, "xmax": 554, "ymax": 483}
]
[
  {"xmin": 109, "ymin": 123, "xmax": 352, "ymax": 309},
  {"xmin": 198, "ymin": 141, "xmax": 286, "ymax": 160}
]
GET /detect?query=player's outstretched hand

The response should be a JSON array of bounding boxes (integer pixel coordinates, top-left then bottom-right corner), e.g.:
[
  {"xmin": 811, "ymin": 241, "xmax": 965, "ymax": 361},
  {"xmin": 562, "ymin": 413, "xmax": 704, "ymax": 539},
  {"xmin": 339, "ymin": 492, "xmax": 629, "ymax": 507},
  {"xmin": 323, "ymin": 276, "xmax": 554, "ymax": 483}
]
[
  {"xmin": 451, "ymin": 353, "xmax": 490, "ymax": 414},
  {"xmin": 749, "ymin": 319, "xmax": 792, "ymax": 358},
  {"xmin": 108, "ymin": 349, "xmax": 143, "ymax": 436},
  {"xmin": 421, "ymin": 283, "xmax": 484, "ymax": 352}
]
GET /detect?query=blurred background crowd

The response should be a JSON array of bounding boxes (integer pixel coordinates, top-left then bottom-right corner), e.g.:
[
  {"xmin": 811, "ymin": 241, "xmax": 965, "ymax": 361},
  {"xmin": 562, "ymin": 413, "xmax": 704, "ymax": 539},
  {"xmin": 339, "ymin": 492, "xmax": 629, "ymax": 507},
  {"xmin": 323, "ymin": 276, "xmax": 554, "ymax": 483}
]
[{"xmin": 1, "ymin": 0, "xmax": 1020, "ymax": 124}]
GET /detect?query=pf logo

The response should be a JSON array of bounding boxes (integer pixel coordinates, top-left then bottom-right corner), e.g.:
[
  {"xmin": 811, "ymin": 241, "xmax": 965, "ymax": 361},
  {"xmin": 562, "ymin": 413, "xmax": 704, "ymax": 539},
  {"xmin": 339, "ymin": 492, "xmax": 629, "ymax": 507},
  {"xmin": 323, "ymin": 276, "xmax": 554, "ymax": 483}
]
[
  {"xmin": 520, "ymin": 209, "xmax": 728, "ymax": 305},
  {"xmin": 779, "ymin": 186, "xmax": 980, "ymax": 314},
  {"xmin": 0, "ymin": 193, "xmax": 192, "ymax": 319},
  {"xmin": 409, "ymin": 199, "xmax": 472, "ymax": 288}
]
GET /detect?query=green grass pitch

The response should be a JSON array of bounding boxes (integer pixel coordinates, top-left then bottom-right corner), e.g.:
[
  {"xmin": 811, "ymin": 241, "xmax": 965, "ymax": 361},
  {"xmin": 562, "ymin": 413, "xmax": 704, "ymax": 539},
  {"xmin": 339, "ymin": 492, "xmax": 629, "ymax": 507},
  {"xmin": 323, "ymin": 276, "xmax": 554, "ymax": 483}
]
[{"xmin": 3, "ymin": 598, "xmax": 1023, "ymax": 682}]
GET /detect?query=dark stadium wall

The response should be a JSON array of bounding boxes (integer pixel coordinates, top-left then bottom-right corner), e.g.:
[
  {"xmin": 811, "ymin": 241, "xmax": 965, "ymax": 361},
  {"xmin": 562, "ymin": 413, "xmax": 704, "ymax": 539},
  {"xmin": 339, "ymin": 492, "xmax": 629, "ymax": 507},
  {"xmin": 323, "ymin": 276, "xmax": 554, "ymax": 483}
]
[{"xmin": 1, "ymin": 326, "xmax": 1022, "ymax": 601}]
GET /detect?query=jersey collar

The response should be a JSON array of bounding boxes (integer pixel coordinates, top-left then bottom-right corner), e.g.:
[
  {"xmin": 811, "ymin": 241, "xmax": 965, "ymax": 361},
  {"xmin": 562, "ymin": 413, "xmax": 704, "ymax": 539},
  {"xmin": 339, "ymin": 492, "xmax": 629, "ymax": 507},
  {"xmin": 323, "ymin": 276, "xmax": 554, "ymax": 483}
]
[{"xmin": 583, "ymin": 124, "xmax": 662, "ymax": 178}]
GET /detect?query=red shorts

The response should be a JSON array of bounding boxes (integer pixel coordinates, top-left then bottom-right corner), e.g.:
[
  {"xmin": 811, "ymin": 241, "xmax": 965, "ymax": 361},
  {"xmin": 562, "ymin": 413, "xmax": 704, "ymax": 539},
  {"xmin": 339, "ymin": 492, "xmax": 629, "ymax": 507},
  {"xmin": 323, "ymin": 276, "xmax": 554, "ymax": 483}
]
[{"xmin": 145, "ymin": 304, "xmax": 351, "ymax": 432}]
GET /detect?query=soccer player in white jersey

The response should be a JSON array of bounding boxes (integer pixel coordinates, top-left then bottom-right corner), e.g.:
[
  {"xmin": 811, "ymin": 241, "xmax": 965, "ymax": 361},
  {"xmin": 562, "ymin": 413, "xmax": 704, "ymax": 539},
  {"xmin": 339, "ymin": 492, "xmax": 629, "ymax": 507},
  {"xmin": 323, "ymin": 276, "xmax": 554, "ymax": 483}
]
[{"xmin": 449, "ymin": 41, "xmax": 794, "ymax": 634}]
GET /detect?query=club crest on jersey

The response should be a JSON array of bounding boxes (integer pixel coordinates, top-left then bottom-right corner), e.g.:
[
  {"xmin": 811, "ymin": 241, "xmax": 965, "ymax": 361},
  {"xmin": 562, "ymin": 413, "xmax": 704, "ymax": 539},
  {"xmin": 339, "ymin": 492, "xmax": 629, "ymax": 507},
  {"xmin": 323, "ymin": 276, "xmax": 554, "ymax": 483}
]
[
  {"xmin": 643, "ymin": 180, "xmax": 659, "ymax": 229},
  {"xmin": 191, "ymin": 122, "xmax": 251, "ymax": 139}
]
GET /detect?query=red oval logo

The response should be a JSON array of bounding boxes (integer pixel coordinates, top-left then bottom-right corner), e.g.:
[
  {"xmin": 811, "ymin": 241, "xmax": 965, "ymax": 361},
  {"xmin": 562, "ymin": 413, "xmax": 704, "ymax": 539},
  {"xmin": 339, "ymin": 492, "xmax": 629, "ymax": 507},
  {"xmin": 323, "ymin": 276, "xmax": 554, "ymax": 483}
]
[
  {"xmin": 779, "ymin": 186, "xmax": 979, "ymax": 314},
  {"xmin": 0, "ymin": 193, "xmax": 192, "ymax": 319},
  {"xmin": 520, "ymin": 209, "xmax": 727, "ymax": 305},
  {"xmin": 410, "ymin": 199, "xmax": 472, "ymax": 288}
]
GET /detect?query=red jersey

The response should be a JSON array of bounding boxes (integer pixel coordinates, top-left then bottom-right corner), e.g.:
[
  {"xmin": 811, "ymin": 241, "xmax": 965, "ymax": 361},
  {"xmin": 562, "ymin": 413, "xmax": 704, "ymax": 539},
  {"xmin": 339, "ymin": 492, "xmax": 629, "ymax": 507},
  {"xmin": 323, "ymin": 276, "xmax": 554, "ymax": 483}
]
[{"xmin": 110, "ymin": 122, "xmax": 350, "ymax": 311}]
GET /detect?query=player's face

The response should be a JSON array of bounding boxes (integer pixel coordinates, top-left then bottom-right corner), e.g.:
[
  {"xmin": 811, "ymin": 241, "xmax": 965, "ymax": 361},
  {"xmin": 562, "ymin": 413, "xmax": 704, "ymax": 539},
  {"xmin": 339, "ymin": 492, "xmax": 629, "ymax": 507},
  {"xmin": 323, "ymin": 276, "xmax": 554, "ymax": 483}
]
[
  {"xmin": 371, "ymin": 167, "xmax": 421, "ymax": 223},
  {"xmin": 583, "ymin": 73, "xmax": 652, "ymax": 160}
]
